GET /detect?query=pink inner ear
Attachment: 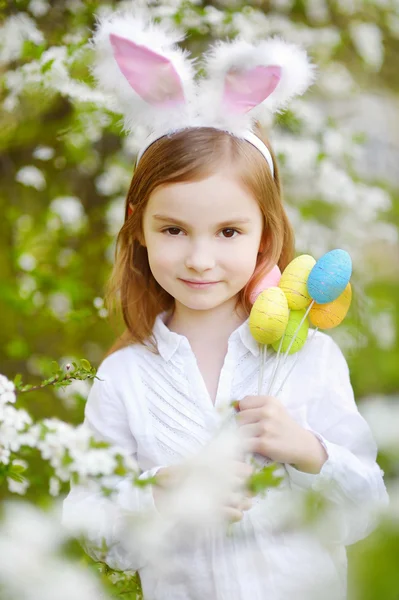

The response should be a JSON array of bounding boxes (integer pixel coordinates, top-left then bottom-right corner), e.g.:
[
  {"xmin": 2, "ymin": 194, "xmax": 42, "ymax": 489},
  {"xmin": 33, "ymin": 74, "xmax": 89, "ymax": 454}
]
[
  {"xmin": 223, "ymin": 65, "xmax": 281, "ymax": 114},
  {"xmin": 110, "ymin": 33, "xmax": 185, "ymax": 107}
]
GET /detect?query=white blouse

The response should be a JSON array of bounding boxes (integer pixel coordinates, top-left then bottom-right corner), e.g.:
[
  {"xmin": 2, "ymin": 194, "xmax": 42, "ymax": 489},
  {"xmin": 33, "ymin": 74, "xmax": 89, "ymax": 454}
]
[{"xmin": 63, "ymin": 312, "xmax": 388, "ymax": 600}]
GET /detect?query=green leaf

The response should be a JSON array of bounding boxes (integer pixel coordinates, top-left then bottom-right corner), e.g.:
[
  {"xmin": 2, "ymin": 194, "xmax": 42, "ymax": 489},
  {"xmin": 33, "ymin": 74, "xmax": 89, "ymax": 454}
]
[
  {"xmin": 8, "ymin": 471, "xmax": 26, "ymax": 483},
  {"xmin": 13, "ymin": 373, "xmax": 22, "ymax": 387},
  {"xmin": 80, "ymin": 359, "xmax": 92, "ymax": 371},
  {"xmin": 50, "ymin": 361, "xmax": 59, "ymax": 374},
  {"xmin": 247, "ymin": 463, "xmax": 284, "ymax": 495},
  {"xmin": 41, "ymin": 59, "xmax": 55, "ymax": 74}
]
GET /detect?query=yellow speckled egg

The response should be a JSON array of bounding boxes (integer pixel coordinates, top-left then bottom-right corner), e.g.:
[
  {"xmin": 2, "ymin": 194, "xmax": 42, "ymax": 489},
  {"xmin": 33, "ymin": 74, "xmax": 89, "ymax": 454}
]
[
  {"xmin": 279, "ymin": 254, "xmax": 316, "ymax": 310},
  {"xmin": 309, "ymin": 283, "xmax": 352, "ymax": 329},
  {"xmin": 272, "ymin": 309, "xmax": 309, "ymax": 355},
  {"xmin": 249, "ymin": 287, "xmax": 289, "ymax": 345}
]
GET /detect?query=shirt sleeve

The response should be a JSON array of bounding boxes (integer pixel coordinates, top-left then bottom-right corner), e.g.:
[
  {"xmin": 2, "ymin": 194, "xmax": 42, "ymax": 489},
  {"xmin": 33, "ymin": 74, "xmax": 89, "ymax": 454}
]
[
  {"xmin": 285, "ymin": 334, "xmax": 389, "ymax": 546},
  {"xmin": 62, "ymin": 360, "xmax": 162, "ymax": 571}
]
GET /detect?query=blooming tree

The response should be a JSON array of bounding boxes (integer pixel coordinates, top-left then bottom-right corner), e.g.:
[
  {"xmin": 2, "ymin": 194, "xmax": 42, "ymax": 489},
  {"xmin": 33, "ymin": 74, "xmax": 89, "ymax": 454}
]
[{"xmin": 1, "ymin": 0, "xmax": 399, "ymax": 597}]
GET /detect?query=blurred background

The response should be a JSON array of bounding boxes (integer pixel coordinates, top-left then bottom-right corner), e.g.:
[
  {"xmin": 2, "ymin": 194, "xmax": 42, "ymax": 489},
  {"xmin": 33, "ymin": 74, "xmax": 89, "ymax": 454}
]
[{"xmin": 0, "ymin": 0, "xmax": 398, "ymax": 598}]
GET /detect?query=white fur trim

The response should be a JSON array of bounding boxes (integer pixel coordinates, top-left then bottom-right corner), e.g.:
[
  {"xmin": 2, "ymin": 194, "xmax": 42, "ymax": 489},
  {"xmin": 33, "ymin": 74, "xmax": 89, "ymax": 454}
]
[{"xmin": 89, "ymin": 7, "xmax": 197, "ymax": 135}]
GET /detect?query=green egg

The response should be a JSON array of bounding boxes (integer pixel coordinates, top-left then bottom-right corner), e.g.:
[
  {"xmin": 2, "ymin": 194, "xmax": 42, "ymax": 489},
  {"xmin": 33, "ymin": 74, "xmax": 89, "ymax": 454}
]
[{"xmin": 272, "ymin": 309, "xmax": 309, "ymax": 354}]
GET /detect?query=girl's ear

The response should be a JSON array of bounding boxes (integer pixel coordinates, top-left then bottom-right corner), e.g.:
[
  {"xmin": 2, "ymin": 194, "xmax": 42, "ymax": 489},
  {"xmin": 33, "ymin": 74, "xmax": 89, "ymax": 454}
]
[{"xmin": 127, "ymin": 202, "xmax": 146, "ymax": 246}]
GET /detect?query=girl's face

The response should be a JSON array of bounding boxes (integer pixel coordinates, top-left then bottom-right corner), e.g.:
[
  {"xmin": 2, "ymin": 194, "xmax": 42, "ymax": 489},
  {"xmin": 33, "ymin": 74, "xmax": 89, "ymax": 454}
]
[{"xmin": 142, "ymin": 170, "xmax": 264, "ymax": 314}]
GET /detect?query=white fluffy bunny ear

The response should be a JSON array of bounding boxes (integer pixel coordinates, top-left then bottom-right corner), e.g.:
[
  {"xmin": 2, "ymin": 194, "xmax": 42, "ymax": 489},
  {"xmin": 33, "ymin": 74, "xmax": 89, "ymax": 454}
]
[
  {"xmin": 202, "ymin": 37, "xmax": 316, "ymax": 119},
  {"xmin": 89, "ymin": 8, "xmax": 196, "ymax": 134}
]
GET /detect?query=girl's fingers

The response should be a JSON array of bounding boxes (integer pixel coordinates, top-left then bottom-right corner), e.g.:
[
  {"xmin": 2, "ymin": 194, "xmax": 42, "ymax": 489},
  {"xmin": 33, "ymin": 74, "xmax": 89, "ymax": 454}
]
[
  {"xmin": 236, "ymin": 408, "xmax": 264, "ymax": 426},
  {"xmin": 222, "ymin": 506, "xmax": 243, "ymax": 523},
  {"xmin": 237, "ymin": 422, "xmax": 263, "ymax": 440}
]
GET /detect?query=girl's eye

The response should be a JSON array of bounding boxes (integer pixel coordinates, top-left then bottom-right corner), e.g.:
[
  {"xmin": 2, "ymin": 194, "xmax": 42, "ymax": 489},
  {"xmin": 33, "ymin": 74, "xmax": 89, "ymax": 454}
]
[
  {"xmin": 221, "ymin": 228, "xmax": 239, "ymax": 238},
  {"xmin": 164, "ymin": 227, "xmax": 182, "ymax": 236}
]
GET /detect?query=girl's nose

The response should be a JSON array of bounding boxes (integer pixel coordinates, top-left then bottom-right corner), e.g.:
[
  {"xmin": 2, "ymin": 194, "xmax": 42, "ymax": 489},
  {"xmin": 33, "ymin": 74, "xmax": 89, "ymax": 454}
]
[{"xmin": 184, "ymin": 242, "xmax": 216, "ymax": 272}]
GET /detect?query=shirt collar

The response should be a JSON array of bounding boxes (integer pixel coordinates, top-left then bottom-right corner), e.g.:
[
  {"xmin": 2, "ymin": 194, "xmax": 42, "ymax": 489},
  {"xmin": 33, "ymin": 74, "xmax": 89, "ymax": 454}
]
[{"xmin": 152, "ymin": 311, "xmax": 260, "ymax": 362}]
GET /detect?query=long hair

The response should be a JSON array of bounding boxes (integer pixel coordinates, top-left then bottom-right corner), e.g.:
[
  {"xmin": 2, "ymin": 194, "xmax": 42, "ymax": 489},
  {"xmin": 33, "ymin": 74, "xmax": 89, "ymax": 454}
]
[{"xmin": 105, "ymin": 126, "xmax": 295, "ymax": 356}]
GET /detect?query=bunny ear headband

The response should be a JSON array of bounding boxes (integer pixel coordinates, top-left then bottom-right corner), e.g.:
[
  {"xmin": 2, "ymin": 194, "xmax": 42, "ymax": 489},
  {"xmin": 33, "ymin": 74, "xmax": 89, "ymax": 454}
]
[{"xmin": 90, "ymin": 7, "xmax": 316, "ymax": 176}]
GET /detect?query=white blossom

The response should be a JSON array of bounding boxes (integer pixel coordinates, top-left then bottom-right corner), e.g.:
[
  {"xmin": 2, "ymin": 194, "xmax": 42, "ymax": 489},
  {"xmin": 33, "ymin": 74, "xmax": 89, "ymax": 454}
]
[
  {"xmin": 49, "ymin": 476, "xmax": 61, "ymax": 497},
  {"xmin": 105, "ymin": 196, "xmax": 125, "ymax": 235},
  {"xmin": 18, "ymin": 253, "xmax": 37, "ymax": 272},
  {"xmin": 318, "ymin": 62, "xmax": 355, "ymax": 95},
  {"xmin": 0, "ymin": 502, "xmax": 109, "ymax": 600},
  {"xmin": 0, "ymin": 375, "xmax": 16, "ymax": 404},
  {"xmin": 305, "ymin": 0, "xmax": 329, "ymax": 23},
  {"xmin": 19, "ymin": 275, "xmax": 37, "ymax": 298},
  {"xmin": 7, "ymin": 478, "xmax": 30, "ymax": 495},
  {"xmin": 350, "ymin": 22, "xmax": 384, "ymax": 71},
  {"xmin": 0, "ymin": 447, "xmax": 11, "ymax": 465},
  {"xmin": 369, "ymin": 311, "xmax": 396, "ymax": 350},
  {"xmin": 33, "ymin": 145, "xmax": 54, "ymax": 161},
  {"xmin": 28, "ymin": 0, "xmax": 50, "ymax": 17},
  {"xmin": 93, "ymin": 297, "xmax": 104, "ymax": 309},
  {"xmin": 48, "ymin": 292, "xmax": 72, "ymax": 320},
  {"xmin": 49, "ymin": 196, "xmax": 86, "ymax": 231},
  {"xmin": 95, "ymin": 165, "xmax": 131, "ymax": 196},
  {"xmin": 98, "ymin": 308, "xmax": 109, "ymax": 319},
  {"xmin": 360, "ymin": 395, "xmax": 399, "ymax": 452},
  {"xmin": 0, "ymin": 14, "xmax": 44, "ymax": 65},
  {"xmin": 16, "ymin": 166, "xmax": 46, "ymax": 191}
]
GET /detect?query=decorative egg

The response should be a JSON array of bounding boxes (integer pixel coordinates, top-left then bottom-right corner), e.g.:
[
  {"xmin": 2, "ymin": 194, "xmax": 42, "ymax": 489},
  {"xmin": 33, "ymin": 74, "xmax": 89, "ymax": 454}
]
[
  {"xmin": 309, "ymin": 283, "xmax": 352, "ymax": 329},
  {"xmin": 278, "ymin": 255, "xmax": 316, "ymax": 310},
  {"xmin": 271, "ymin": 309, "xmax": 309, "ymax": 354},
  {"xmin": 249, "ymin": 287, "xmax": 289, "ymax": 345},
  {"xmin": 307, "ymin": 249, "xmax": 352, "ymax": 304},
  {"xmin": 249, "ymin": 265, "xmax": 282, "ymax": 304}
]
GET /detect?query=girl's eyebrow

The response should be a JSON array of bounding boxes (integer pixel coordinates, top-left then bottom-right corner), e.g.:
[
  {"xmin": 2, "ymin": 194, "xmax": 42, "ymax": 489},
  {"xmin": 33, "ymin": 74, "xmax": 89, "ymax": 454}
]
[{"xmin": 152, "ymin": 214, "xmax": 251, "ymax": 228}]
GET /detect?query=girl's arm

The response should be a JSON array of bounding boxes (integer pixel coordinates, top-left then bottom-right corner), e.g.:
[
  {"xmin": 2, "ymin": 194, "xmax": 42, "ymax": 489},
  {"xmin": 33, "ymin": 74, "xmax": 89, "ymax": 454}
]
[
  {"xmin": 284, "ymin": 335, "xmax": 389, "ymax": 545},
  {"xmin": 62, "ymin": 366, "xmax": 162, "ymax": 572}
]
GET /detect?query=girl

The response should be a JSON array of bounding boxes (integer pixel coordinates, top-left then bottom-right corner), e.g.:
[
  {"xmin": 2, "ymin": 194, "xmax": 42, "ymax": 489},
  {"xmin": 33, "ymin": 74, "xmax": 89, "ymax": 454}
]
[{"xmin": 63, "ymin": 9, "xmax": 388, "ymax": 600}]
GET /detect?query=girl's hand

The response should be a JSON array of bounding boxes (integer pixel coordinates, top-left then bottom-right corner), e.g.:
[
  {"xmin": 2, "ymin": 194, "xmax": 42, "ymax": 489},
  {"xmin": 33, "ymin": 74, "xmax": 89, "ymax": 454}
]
[
  {"xmin": 221, "ymin": 460, "xmax": 254, "ymax": 523},
  {"xmin": 237, "ymin": 395, "xmax": 328, "ymax": 474},
  {"xmin": 153, "ymin": 461, "xmax": 254, "ymax": 523}
]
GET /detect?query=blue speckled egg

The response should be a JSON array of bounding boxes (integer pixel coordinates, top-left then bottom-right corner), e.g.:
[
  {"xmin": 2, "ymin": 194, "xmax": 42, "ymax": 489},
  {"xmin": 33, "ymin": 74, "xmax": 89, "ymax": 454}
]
[{"xmin": 307, "ymin": 249, "xmax": 352, "ymax": 304}]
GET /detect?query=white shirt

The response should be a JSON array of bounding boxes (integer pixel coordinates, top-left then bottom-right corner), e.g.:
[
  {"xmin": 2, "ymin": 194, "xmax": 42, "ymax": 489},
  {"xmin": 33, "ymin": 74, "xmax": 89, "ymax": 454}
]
[{"xmin": 63, "ymin": 312, "xmax": 388, "ymax": 600}]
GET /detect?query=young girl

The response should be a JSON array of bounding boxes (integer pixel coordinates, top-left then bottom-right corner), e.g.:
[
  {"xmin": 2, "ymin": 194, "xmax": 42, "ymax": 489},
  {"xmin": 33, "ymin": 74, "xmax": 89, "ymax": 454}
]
[{"xmin": 63, "ymin": 9, "xmax": 388, "ymax": 600}]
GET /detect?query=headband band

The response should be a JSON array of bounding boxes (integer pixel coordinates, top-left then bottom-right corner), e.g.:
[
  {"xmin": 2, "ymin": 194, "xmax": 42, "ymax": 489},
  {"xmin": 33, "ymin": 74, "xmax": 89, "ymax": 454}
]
[{"xmin": 136, "ymin": 129, "xmax": 275, "ymax": 177}]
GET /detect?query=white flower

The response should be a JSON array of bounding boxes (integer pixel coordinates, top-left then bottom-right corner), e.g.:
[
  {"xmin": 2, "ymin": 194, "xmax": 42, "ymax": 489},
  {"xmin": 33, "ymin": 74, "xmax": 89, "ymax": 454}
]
[
  {"xmin": 0, "ymin": 447, "xmax": 11, "ymax": 465},
  {"xmin": 305, "ymin": 0, "xmax": 329, "ymax": 23},
  {"xmin": 18, "ymin": 253, "xmax": 37, "ymax": 272},
  {"xmin": 350, "ymin": 22, "xmax": 384, "ymax": 71},
  {"xmin": 318, "ymin": 62, "xmax": 355, "ymax": 95},
  {"xmin": 1, "ymin": 406, "xmax": 32, "ymax": 431},
  {"xmin": 0, "ymin": 13, "xmax": 44, "ymax": 65},
  {"xmin": 98, "ymin": 308, "xmax": 108, "ymax": 319},
  {"xmin": 0, "ymin": 375, "xmax": 16, "ymax": 396},
  {"xmin": 28, "ymin": 0, "xmax": 50, "ymax": 17},
  {"xmin": 93, "ymin": 297, "xmax": 104, "ymax": 309},
  {"xmin": 95, "ymin": 165, "xmax": 131, "ymax": 196},
  {"xmin": 48, "ymin": 292, "xmax": 71, "ymax": 320},
  {"xmin": 72, "ymin": 449, "xmax": 117, "ymax": 478},
  {"xmin": 7, "ymin": 478, "xmax": 29, "ymax": 495},
  {"xmin": 15, "ymin": 166, "xmax": 46, "ymax": 191},
  {"xmin": 33, "ymin": 145, "xmax": 54, "ymax": 160},
  {"xmin": 317, "ymin": 159, "xmax": 357, "ymax": 206},
  {"xmin": 49, "ymin": 476, "xmax": 61, "ymax": 497},
  {"xmin": 105, "ymin": 196, "xmax": 125, "ymax": 235},
  {"xmin": 360, "ymin": 395, "xmax": 399, "ymax": 452},
  {"xmin": 323, "ymin": 129, "xmax": 345, "ymax": 159},
  {"xmin": 49, "ymin": 196, "xmax": 86, "ymax": 231},
  {"xmin": 369, "ymin": 311, "xmax": 396, "ymax": 350}
]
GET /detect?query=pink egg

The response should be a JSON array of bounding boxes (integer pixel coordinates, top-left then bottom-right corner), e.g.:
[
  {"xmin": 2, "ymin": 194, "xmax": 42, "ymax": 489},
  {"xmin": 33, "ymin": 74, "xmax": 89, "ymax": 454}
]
[{"xmin": 249, "ymin": 265, "xmax": 282, "ymax": 304}]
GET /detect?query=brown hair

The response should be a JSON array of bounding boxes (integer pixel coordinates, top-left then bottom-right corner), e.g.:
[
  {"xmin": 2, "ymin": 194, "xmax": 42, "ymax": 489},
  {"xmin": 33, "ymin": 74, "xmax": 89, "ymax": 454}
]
[{"xmin": 105, "ymin": 126, "xmax": 295, "ymax": 356}]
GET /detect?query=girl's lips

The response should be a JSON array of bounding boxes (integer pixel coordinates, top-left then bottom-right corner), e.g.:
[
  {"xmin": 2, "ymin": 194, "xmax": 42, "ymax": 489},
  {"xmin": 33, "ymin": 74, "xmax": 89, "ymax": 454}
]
[{"xmin": 180, "ymin": 279, "xmax": 220, "ymax": 288}]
